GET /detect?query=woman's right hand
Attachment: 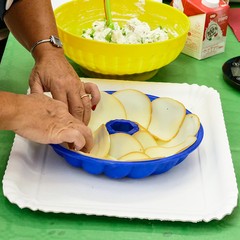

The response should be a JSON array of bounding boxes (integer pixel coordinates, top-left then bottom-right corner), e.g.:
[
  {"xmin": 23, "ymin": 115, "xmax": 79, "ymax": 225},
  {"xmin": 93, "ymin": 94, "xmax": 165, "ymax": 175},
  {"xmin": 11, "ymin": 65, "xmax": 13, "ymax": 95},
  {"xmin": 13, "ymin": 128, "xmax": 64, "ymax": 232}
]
[{"xmin": 7, "ymin": 92, "xmax": 94, "ymax": 152}]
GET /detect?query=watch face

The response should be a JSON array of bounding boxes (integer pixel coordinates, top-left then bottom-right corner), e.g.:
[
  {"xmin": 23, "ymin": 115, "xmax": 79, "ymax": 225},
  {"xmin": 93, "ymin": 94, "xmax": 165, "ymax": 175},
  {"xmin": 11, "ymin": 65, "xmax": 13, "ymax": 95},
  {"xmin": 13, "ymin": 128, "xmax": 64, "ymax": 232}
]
[{"xmin": 50, "ymin": 36, "xmax": 63, "ymax": 47}]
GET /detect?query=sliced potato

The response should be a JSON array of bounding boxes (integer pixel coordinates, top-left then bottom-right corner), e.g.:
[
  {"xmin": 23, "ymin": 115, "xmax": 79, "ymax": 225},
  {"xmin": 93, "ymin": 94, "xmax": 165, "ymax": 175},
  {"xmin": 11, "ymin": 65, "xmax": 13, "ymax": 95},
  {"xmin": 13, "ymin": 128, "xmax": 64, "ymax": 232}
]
[
  {"xmin": 104, "ymin": 155, "xmax": 117, "ymax": 161},
  {"xmin": 72, "ymin": 90, "xmax": 201, "ymax": 163},
  {"xmin": 162, "ymin": 114, "xmax": 200, "ymax": 148},
  {"xmin": 90, "ymin": 124, "xmax": 110, "ymax": 158},
  {"xmin": 156, "ymin": 138, "xmax": 168, "ymax": 146},
  {"xmin": 148, "ymin": 97, "xmax": 186, "ymax": 141},
  {"xmin": 109, "ymin": 133, "xmax": 143, "ymax": 159},
  {"xmin": 113, "ymin": 89, "xmax": 152, "ymax": 129},
  {"xmin": 145, "ymin": 136, "xmax": 197, "ymax": 158},
  {"xmin": 119, "ymin": 152, "xmax": 151, "ymax": 161},
  {"xmin": 88, "ymin": 92, "xmax": 127, "ymax": 132},
  {"xmin": 133, "ymin": 129, "xmax": 158, "ymax": 149}
]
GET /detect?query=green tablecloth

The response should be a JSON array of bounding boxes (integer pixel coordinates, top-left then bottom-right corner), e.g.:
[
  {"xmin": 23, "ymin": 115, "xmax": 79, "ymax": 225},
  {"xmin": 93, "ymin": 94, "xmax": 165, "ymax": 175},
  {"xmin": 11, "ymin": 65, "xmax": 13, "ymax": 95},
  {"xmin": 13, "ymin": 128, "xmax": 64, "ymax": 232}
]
[{"xmin": 0, "ymin": 10, "xmax": 240, "ymax": 240}]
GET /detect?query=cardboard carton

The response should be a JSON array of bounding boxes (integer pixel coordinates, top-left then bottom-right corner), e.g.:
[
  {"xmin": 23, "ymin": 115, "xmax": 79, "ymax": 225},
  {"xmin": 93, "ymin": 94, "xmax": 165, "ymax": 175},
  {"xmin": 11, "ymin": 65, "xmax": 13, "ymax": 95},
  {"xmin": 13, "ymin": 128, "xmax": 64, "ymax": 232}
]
[{"xmin": 172, "ymin": 0, "xmax": 230, "ymax": 59}]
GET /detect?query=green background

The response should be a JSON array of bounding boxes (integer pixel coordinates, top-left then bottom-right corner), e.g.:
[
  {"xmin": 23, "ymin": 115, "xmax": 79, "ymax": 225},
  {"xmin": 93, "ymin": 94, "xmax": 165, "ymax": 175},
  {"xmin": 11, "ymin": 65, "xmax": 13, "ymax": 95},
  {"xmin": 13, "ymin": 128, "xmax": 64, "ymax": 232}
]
[{"xmin": 0, "ymin": 4, "xmax": 240, "ymax": 240}]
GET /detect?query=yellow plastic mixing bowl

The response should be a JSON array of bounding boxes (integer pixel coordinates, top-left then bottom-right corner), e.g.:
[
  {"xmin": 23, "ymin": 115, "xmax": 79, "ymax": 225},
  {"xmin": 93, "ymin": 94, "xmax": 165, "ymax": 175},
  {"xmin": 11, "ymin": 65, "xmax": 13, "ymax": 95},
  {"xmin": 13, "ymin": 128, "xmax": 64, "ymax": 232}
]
[{"xmin": 54, "ymin": 0, "xmax": 190, "ymax": 80}]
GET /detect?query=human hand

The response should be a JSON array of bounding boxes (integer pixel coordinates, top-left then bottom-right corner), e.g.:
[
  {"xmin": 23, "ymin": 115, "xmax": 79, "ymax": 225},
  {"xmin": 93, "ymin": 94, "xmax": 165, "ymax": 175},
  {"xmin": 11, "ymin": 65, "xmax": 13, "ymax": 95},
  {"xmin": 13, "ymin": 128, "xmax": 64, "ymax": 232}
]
[
  {"xmin": 12, "ymin": 93, "xmax": 93, "ymax": 152},
  {"xmin": 29, "ymin": 50, "xmax": 100, "ymax": 125}
]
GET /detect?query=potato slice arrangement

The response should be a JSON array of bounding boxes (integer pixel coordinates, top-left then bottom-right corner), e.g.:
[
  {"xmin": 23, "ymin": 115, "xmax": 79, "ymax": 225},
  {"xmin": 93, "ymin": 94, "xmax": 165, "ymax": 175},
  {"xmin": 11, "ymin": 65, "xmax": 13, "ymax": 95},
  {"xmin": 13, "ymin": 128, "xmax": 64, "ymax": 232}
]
[
  {"xmin": 77, "ymin": 89, "xmax": 201, "ymax": 162},
  {"xmin": 88, "ymin": 91, "xmax": 127, "ymax": 132}
]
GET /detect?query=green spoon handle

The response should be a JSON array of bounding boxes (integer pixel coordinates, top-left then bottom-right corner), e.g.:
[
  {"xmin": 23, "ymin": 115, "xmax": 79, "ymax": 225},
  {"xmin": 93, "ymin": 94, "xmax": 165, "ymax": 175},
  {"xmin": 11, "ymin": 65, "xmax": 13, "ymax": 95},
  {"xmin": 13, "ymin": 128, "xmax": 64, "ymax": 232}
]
[{"xmin": 104, "ymin": 0, "xmax": 114, "ymax": 29}]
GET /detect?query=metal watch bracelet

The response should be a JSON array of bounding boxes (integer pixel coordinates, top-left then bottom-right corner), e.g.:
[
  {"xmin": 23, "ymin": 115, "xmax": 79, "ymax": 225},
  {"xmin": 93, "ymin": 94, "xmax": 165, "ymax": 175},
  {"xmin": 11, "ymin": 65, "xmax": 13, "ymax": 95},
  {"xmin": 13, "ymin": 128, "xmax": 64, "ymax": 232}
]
[{"xmin": 30, "ymin": 35, "xmax": 63, "ymax": 54}]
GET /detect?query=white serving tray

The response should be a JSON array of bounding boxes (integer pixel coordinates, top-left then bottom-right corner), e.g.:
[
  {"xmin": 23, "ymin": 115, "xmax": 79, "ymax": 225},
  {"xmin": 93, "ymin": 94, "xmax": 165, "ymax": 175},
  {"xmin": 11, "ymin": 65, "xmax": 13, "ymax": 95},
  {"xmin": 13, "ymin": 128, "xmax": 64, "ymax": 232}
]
[{"xmin": 2, "ymin": 79, "xmax": 238, "ymax": 222}]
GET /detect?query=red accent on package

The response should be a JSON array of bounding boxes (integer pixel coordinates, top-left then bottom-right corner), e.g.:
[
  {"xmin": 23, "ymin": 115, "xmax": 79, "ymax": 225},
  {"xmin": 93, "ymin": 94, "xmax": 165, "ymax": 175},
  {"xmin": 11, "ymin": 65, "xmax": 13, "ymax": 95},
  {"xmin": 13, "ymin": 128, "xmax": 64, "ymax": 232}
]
[{"xmin": 228, "ymin": 8, "xmax": 240, "ymax": 42}]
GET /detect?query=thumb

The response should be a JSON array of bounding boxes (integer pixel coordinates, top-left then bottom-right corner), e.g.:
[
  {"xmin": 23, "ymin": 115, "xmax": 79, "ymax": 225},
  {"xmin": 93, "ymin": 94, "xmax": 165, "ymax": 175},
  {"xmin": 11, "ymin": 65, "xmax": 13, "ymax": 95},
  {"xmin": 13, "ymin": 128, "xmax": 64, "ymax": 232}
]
[
  {"xmin": 58, "ymin": 128, "xmax": 87, "ymax": 151},
  {"xmin": 29, "ymin": 73, "xmax": 44, "ymax": 94},
  {"xmin": 30, "ymin": 81, "xmax": 44, "ymax": 94}
]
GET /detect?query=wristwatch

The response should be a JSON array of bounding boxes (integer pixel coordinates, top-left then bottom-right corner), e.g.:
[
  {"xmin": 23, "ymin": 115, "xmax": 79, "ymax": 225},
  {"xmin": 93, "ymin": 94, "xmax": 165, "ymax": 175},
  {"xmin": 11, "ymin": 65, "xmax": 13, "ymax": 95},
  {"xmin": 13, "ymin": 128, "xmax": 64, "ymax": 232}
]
[
  {"xmin": 30, "ymin": 35, "xmax": 63, "ymax": 53},
  {"xmin": 49, "ymin": 35, "xmax": 63, "ymax": 48}
]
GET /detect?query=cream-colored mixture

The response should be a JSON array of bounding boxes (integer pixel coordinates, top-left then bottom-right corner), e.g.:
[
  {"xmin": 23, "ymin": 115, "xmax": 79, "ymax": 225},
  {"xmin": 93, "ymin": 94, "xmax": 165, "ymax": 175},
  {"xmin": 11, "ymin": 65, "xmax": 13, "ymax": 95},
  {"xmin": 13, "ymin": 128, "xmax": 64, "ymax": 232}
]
[{"xmin": 81, "ymin": 18, "xmax": 172, "ymax": 44}]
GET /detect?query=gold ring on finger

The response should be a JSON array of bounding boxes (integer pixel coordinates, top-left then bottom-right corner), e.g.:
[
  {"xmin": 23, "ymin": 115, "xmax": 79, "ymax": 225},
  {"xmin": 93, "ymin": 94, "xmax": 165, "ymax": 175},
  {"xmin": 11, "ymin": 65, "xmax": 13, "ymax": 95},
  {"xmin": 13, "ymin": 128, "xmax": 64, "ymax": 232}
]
[{"xmin": 80, "ymin": 94, "xmax": 89, "ymax": 99}]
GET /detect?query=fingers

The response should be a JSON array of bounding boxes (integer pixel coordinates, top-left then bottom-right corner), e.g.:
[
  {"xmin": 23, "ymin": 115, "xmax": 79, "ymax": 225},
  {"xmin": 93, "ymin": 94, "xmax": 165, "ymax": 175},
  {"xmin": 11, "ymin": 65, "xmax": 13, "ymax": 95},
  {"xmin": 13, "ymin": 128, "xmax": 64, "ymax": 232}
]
[
  {"xmin": 68, "ymin": 81, "xmax": 100, "ymax": 125},
  {"xmin": 84, "ymin": 82, "xmax": 101, "ymax": 108},
  {"xmin": 59, "ymin": 124, "xmax": 94, "ymax": 153},
  {"xmin": 29, "ymin": 72, "xmax": 45, "ymax": 94},
  {"xmin": 68, "ymin": 86, "xmax": 92, "ymax": 125},
  {"xmin": 51, "ymin": 89, "xmax": 69, "ymax": 107}
]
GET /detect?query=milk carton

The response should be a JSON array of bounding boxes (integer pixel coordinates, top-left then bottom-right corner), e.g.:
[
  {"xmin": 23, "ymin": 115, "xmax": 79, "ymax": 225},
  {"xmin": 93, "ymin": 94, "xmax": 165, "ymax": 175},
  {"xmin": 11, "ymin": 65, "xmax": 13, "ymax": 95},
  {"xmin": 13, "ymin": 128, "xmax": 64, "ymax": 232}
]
[{"xmin": 172, "ymin": 0, "xmax": 230, "ymax": 60}]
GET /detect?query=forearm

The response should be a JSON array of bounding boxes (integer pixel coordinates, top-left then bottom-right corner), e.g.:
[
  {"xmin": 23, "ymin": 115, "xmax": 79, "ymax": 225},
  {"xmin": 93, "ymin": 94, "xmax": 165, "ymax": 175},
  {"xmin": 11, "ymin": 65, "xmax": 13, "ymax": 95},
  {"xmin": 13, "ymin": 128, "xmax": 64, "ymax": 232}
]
[
  {"xmin": 0, "ymin": 91, "xmax": 18, "ymax": 131},
  {"xmin": 3, "ymin": 0, "xmax": 63, "ymax": 60}
]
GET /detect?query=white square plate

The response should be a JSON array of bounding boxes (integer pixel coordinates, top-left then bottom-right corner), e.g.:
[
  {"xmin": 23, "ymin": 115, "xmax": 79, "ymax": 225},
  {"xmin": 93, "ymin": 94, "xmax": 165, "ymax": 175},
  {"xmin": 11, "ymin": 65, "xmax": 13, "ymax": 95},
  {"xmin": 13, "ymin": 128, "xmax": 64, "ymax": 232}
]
[{"xmin": 2, "ymin": 79, "xmax": 238, "ymax": 222}]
